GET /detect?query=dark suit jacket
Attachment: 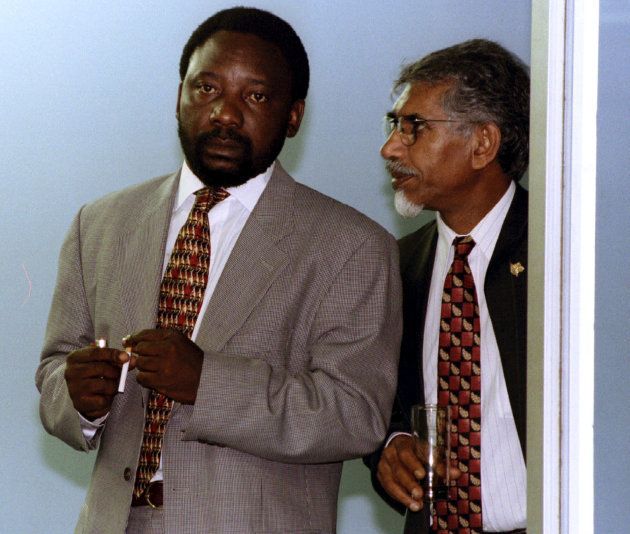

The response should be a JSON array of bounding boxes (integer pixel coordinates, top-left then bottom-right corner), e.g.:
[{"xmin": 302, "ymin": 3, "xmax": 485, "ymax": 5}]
[{"xmin": 366, "ymin": 185, "xmax": 528, "ymax": 531}]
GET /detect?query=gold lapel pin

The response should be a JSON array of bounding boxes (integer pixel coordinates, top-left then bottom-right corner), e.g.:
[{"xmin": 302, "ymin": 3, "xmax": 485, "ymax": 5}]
[{"xmin": 510, "ymin": 262, "xmax": 525, "ymax": 277}]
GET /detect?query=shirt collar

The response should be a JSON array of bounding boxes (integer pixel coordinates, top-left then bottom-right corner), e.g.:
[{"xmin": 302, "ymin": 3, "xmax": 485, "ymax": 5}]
[
  {"xmin": 176, "ymin": 160, "xmax": 274, "ymax": 213},
  {"xmin": 436, "ymin": 180, "xmax": 516, "ymax": 260}
]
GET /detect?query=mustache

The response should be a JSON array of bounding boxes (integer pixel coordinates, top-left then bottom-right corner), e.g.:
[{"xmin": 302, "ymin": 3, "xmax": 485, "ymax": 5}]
[
  {"xmin": 197, "ymin": 127, "xmax": 252, "ymax": 149},
  {"xmin": 385, "ymin": 159, "xmax": 418, "ymax": 177}
]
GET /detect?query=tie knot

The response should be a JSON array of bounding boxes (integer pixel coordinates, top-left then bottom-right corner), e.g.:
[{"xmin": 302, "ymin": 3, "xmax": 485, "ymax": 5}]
[
  {"xmin": 194, "ymin": 187, "xmax": 230, "ymax": 213},
  {"xmin": 453, "ymin": 235, "xmax": 475, "ymax": 259}
]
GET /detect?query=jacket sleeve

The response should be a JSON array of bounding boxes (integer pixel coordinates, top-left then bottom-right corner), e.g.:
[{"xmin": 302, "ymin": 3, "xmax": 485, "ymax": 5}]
[
  {"xmin": 35, "ymin": 209, "xmax": 95, "ymax": 452},
  {"xmin": 362, "ymin": 388, "xmax": 409, "ymax": 514},
  {"xmin": 183, "ymin": 232, "xmax": 403, "ymax": 464}
]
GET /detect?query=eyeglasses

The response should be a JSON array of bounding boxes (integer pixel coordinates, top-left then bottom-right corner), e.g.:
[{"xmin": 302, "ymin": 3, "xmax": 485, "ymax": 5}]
[{"xmin": 384, "ymin": 112, "xmax": 462, "ymax": 146}]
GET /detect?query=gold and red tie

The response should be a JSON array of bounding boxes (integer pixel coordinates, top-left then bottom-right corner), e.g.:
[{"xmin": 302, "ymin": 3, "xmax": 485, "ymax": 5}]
[
  {"xmin": 132, "ymin": 186, "xmax": 229, "ymax": 500},
  {"xmin": 433, "ymin": 236, "xmax": 482, "ymax": 533}
]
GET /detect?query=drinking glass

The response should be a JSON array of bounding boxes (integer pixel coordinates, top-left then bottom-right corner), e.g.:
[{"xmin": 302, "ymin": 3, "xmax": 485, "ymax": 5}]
[{"xmin": 410, "ymin": 404, "xmax": 451, "ymax": 508}]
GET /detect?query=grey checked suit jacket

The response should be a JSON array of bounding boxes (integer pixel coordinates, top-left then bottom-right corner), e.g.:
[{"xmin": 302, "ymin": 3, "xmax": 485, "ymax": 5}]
[{"xmin": 37, "ymin": 163, "xmax": 402, "ymax": 534}]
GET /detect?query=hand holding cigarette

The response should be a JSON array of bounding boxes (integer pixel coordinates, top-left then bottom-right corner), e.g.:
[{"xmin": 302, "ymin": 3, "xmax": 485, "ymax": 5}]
[
  {"xmin": 64, "ymin": 338, "xmax": 129, "ymax": 420},
  {"xmin": 122, "ymin": 328, "xmax": 203, "ymax": 405}
]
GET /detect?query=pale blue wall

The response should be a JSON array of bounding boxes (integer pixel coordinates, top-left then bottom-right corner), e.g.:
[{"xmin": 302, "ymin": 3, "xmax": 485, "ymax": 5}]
[
  {"xmin": 0, "ymin": 2, "xmax": 530, "ymax": 532},
  {"xmin": 594, "ymin": 1, "xmax": 630, "ymax": 532}
]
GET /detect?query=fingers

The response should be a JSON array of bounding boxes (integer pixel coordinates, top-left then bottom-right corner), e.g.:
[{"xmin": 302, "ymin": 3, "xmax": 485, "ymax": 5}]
[
  {"xmin": 67, "ymin": 346, "xmax": 125, "ymax": 368},
  {"xmin": 124, "ymin": 329, "xmax": 179, "ymax": 367},
  {"xmin": 122, "ymin": 331, "xmax": 165, "ymax": 371},
  {"xmin": 65, "ymin": 345, "xmax": 126, "ymax": 419},
  {"xmin": 450, "ymin": 465, "xmax": 462, "ymax": 480},
  {"xmin": 123, "ymin": 351, "xmax": 138, "ymax": 370},
  {"xmin": 66, "ymin": 348, "xmax": 125, "ymax": 380},
  {"xmin": 124, "ymin": 328, "xmax": 178, "ymax": 348},
  {"xmin": 377, "ymin": 458, "xmax": 423, "ymax": 511},
  {"xmin": 73, "ymin": 389, "xmax": 116, "ymax": 420},
  {"xmin": 432, "ymin": 457, "xmax": 461, "ymax": 482},
  {"xmin": 64, "ymin": 372, "xmax": 118, "ymax": 419},
  {"xmin": 122, "ymin": 328, "xmax": 202, "ymax": 404},
  {"xmin": 377, "ymin": 435, "xmax": 425, "ymax": 512},
  {"xmin": 125, "ymin": 328, "xmax": 193, "ymax": 373},
  {"xmin": 393, "ymin": 435, "xmax": 426, "ymax": 478}
]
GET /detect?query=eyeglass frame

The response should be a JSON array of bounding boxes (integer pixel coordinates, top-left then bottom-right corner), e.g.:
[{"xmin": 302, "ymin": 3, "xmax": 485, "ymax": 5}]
[{"xmin": 384, "ymin": 112, "xmax": 465, "ymax": 146}]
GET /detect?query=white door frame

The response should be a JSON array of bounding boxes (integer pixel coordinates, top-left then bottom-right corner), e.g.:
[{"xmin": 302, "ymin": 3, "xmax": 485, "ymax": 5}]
[{"xmin": 528, "ymin": 1, "xmax": 598, "ymax": 532}]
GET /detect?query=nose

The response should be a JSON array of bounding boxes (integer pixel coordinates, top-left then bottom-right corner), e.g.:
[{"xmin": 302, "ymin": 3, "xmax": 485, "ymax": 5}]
[
  {"xmin": 210, "ymin": 95, "xmax": 244, "ymax": 128},
  {"xmin": 380, "ymin": 131, "xmax": 404, "ymax": 160}
]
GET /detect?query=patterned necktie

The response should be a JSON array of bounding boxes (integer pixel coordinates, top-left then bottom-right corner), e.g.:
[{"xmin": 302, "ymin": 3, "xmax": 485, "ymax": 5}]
[
  {"xmin": 133, "ymin": 186, "xmax": 229, "ymax": 499},
  {"xmin": 433, "ymin": 235, "xmax": 482, "ymax": 533}
]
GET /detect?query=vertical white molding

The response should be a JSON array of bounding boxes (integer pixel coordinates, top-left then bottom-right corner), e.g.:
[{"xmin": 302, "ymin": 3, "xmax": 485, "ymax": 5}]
[
  {"xmin": 561, "ymin": 0, "xmax": 598, "ymax": 532},
  {"xmin": 529, "ymin": 0, "xmax": 565, "ymax": 532},
  {"xmin": 530, "ymin": 0, "xmax": 598, "ymax": 533}
]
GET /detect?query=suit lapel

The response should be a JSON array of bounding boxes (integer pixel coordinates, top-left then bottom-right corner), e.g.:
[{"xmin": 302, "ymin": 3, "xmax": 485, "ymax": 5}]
[
  {"xmin": 485, "ymin": 184, "xmax": 528, "ymax": 457},
  {"xmin": 404, "ymin": 225, "xmax": 438, "ymax": 332},
  {"xmin": 116, "ymin": 172, "xmax": 178, "ymax": 404},
  {"xmin": 117, "ymin": 173, "xmax": 178, "ymax": 334},
  {"xmin": 399, "ymin": 223, "xmax": 438, "ymax": 415},
  {"xmin": 194, "ymin": 163, "xmax": 293, "ymax": 352},
  {"xmin": 486, "ymin": 184, "xmax": 527, "ymax": 268}
]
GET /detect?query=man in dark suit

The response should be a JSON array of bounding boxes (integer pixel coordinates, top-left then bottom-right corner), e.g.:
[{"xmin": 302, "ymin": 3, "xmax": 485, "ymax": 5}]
[
  {"xmin": 366, "ymin": 40, "xmax": 529, "ymax": 533},
  {"xmin": 36, "ymin": 7, "xmax": 402, "ymax": 533}
]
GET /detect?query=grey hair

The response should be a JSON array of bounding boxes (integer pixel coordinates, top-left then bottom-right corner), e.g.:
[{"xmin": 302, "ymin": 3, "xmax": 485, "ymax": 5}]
[{"xmin": 396, "ymin": 39, "xmax": 530, "ymax": 181}]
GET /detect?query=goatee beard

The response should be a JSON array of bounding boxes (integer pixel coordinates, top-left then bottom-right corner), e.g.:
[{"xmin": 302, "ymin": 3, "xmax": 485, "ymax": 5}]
[
  {"xmin": 385, "ymin": 160, "xmax": 424, "ymax": 218},
  {"xmin": 177, "ymin": 122, "xmax": 254, "ymax": 189},
  {"xmin": 394, "ymin": 190, "xmax": 424, "ymax": 218}
]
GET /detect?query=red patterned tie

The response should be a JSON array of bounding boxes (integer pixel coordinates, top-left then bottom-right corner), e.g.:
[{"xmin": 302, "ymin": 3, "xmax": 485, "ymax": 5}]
[
  {"xmin": 133, "ymin": 186, "xmax": 229, "ymax": 499},
  {"xmin": 433, "ymin": 235, "xmax": 482, "ymax": 533}
]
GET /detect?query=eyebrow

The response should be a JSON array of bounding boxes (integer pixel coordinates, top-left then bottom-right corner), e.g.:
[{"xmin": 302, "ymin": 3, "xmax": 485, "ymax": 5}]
[
  {"xmin": 385, "ymin": 111, "xmax": 425, "ymax": 121},
  {"xmin": 194, "ymin": 71, "xmax": 271, "ymax": 87}
]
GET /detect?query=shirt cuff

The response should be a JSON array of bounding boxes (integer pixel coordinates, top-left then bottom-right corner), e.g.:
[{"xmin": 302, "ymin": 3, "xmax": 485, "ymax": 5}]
[
  {"xmin": 385, "ymin": 431, "xmax": 412, "ymax": 448},
  {"xmin": 78, "ymin": 412, "xmax": 108, "ymax": 442}
]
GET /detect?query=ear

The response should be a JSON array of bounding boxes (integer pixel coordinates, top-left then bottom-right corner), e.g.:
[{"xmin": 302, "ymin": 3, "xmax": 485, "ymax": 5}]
[
  {"xmin": 175, "ymin": 82, "xmax": 183, "ymax": 119},
  {"xmin": 471, "ymin": 122, "xmax": 501, "ymax": 170},
  {"xmin": 286, "ymin": 99, "xmax": 305, "ymax": 138}
]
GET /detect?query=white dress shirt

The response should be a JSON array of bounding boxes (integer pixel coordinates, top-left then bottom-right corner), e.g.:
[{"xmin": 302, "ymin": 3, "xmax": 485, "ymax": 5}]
[
  {"xmin": 422, "ymin": 180, "xmax": 526, "ymax": 531},
  {"xmin": 80, "ymin": 160, "xmax": 273, "ymax": 481}
]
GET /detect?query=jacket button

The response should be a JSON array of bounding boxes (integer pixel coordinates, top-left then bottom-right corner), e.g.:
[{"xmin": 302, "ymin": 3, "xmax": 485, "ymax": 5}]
[{"xmin": 123, "ymin": 468, "xmax": 132, "ymax": 481}]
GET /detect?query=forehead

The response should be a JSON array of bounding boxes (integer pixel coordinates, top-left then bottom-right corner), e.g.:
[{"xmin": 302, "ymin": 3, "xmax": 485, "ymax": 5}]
[
  {"xmin": 185, "ymin": 30, "xmax": 292, "ymax": 86},
  {"xmin": 393, "ymin": 81, "xmax": 453, "ymax": 116}
]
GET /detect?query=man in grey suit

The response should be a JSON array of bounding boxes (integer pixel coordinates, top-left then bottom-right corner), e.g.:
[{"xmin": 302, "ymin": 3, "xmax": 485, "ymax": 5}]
[
  {"xmin": 366, "ymin": 40, "xmax": 529, "ymax": 533},
  {"xmin": 36, "ymin": 7, "xmax": 401, "ymax": 534}
]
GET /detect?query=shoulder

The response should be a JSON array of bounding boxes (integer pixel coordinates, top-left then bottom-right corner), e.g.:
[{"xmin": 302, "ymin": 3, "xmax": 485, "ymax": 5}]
[
  {"xmin": 269, "ymin": 164, "xmax": 396, "ymax": 250},
  {"xmin": 491, "ymin": 183, "xmax": 528, "ymax": 262},
  {"xmin": 83, "ymin": 172, "xmax": 176, "ymax": 216},
  {"xmin": 512, "ymin": 183, "xmax": 528, "ymax": 220},
  {"xmin": 77, "ymin": 172, "xmax": 177, "ymax": 229},
  {"xmin": 297, "ymin": 182, "xmax": 393, "ymax": 240}
]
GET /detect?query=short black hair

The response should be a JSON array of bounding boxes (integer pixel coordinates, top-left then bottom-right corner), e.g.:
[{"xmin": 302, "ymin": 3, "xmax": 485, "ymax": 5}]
[
  {"xmin": 396, "ymin": 39, "xmax": 530, "ymax": 181},
  {"xmin": 179, "ymin": 6, "xmax": 309, "ymax": 102}
]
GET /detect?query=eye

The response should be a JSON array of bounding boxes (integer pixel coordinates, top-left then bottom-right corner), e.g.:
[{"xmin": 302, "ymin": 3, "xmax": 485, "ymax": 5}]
[
  {"xmin": 397, "ymin": 116, "xmax": 415, "ymax": 135},
  {"xmin": 384, "ymin": 113, "xmax": 398, "ymax": 133},
  {"xmin": 248, "ymin": 92, "xmax": 268, "ymax": 103},
  {"xmin": 196, "ymin": 83, "xmax": 218, "ymax": 95},
  {"xmin": 407, "ymin": 116, "xmax": 428, "ymax": 134}
]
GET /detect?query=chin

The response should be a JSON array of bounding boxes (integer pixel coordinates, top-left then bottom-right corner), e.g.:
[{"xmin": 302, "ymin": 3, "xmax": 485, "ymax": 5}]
[
  {"xmin": 394, "ymin": 190, "xmax": 424, "ymax": 218},
  {"xmin": 196, "ymin": 166, "xmax": 252, "ymax": 189}
]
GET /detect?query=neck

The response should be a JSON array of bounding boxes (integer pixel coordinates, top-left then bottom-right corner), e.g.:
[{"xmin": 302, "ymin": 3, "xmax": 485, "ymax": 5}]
[{"xmin": 440, "ymin": 173, "xmax": 512, "ymax": 234}]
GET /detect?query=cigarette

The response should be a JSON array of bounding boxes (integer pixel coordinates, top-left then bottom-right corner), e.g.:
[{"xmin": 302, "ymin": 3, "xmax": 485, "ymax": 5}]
[{"xmin": 118, "ymin": 348, "xmax": 130, "ymax": 393}]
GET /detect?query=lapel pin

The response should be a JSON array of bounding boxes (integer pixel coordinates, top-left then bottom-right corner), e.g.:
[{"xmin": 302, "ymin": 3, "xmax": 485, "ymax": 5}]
[{"xmin": 510, "ymin": 262, "xmax": 525, "ymax": 277}]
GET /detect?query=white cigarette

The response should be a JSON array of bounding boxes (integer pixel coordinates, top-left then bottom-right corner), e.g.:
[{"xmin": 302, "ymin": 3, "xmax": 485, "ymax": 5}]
[{"xmin": 118, "ymin": 356, "xmax": 130, "ymax": 393}]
